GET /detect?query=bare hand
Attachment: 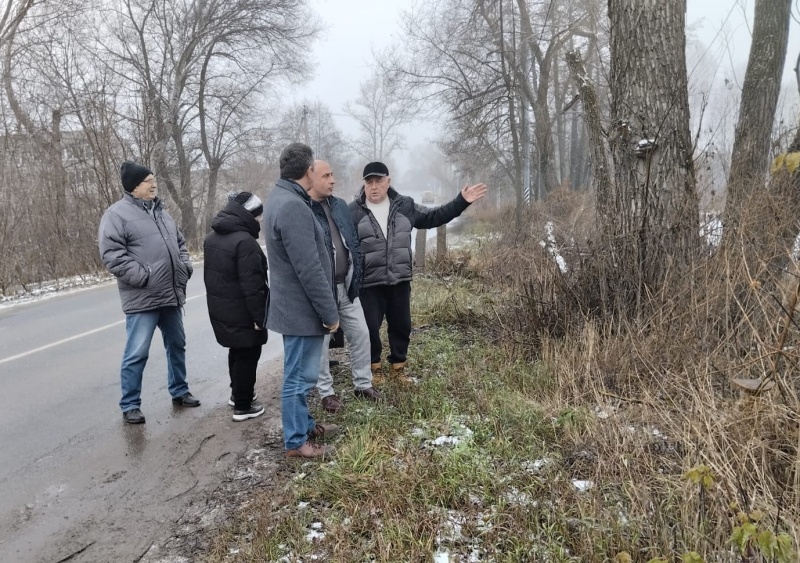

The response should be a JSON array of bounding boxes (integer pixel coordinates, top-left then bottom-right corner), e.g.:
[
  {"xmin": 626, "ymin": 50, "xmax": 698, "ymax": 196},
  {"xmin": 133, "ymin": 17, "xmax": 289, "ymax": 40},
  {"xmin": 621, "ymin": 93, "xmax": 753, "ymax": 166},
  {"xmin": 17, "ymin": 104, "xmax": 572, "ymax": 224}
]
[
  {"xmin": 323, "ymin": 321, "xmax": 340, "ymax": 333},
  {"xmin": 461, "ymin": 183, "xmax": 487, "ymax": 203}
]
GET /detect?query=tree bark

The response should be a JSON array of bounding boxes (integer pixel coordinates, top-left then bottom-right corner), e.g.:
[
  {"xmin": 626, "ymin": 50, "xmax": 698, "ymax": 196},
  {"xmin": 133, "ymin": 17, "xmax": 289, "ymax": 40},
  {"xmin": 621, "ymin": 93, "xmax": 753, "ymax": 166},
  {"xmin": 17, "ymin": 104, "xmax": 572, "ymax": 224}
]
[
  {"xmin": 565, "ymin": 50, "xmax": 612, "ymax": 237},
  {"xmin": 607, "ymin": 0, "xmax": 699, "ymax": 288},
  {"xmin": 725, "ymin": 0, "xmax": 791, "ymax": 228}
]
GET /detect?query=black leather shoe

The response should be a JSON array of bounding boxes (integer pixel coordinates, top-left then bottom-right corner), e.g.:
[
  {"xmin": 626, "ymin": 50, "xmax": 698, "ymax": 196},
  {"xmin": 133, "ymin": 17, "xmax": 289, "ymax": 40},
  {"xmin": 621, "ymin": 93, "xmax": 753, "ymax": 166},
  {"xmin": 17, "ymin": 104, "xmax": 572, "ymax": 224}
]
[
  {"xmin": 354, "ymin": 387, "xmax": 382, "ymax": 401},
  {"xmin": 172, "ymin": 393, "xmax": 201, "ymax": 407},
  {"xmin": 123, "ymin": 408, "xmax": 146, "ymax": 424}
]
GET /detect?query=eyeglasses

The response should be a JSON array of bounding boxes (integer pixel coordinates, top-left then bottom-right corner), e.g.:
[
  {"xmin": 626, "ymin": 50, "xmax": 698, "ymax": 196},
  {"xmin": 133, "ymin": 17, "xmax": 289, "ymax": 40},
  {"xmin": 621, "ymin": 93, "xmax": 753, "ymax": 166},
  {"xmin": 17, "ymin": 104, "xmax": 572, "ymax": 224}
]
[{"xmin": 141, "ymin": 177, "xmax": 157, "ymax": 185}]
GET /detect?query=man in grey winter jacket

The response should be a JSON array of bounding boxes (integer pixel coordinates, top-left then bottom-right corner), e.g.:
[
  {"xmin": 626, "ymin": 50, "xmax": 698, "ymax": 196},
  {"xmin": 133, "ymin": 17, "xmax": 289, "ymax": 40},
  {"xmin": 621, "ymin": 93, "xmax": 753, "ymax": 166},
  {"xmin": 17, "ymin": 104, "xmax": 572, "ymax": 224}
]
[
  {"xmin": 349, "ymin": 161, "xmax": 487, "ymax": 382},
  {"xmin": 263, "ymin": 143, "xmax": 340, "ymax": 459},
  {"xmin": 98, "ymin": 161, "xmax": 200, "ymax": 425}
]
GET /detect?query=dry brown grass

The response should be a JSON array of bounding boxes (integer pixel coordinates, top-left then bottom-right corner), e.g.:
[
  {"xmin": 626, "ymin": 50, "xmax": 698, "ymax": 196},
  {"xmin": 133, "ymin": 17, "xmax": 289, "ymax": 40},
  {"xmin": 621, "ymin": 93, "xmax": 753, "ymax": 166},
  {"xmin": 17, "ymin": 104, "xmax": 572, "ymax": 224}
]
[{"xmin": 453, "ymin": 187, "xmax": 800, "ymax": 560}]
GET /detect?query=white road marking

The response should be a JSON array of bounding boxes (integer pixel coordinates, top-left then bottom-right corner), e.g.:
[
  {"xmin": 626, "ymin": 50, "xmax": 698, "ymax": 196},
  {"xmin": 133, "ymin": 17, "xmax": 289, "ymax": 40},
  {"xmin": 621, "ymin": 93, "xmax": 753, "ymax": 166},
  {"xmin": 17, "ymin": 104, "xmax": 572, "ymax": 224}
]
[{"xmin": 0, "ymin": 293, "xmax": 206, "ymax": 366}]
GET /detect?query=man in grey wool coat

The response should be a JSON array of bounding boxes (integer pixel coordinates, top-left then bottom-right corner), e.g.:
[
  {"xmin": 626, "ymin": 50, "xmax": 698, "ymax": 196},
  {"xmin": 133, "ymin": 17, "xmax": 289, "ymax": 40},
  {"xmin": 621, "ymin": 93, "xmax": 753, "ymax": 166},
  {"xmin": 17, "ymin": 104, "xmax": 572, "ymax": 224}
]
[{"xmin": 263, "ymin": 143, "xmax": 340, "ymax": 459}]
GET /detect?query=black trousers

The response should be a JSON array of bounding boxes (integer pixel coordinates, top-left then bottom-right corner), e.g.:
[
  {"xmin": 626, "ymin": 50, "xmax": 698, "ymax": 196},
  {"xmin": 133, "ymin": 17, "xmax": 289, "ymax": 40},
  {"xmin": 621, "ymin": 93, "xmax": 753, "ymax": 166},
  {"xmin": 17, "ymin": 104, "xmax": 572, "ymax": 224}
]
[
  {"xmin": 228, "ymin": 345, "xmax": 262, "ymax": 410},
  {"xmin": 359, "ymin": 281, "xmax": 411, "ymax": 364}
]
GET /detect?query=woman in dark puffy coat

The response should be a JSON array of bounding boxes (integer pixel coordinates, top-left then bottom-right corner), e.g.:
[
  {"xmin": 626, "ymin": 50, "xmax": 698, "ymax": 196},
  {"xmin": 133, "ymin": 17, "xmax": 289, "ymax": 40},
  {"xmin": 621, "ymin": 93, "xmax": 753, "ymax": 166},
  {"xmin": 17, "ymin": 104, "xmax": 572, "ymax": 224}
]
[{"xmin": 203, "ymin": 192, "xmax": 269, "ymax": 421}]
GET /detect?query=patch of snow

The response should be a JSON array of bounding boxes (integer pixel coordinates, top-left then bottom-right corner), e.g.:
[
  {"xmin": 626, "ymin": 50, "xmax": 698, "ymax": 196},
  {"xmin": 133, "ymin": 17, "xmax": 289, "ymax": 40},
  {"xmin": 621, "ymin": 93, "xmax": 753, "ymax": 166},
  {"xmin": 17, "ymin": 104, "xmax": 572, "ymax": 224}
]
[
  {"xmin": 539, "ymin": 221, "xmax": 568, "ymax": 273},
  {"xmin": 305, "ymin": 522, "xmax": 325, "ymax": 542},
  {"xmin": 431, "ymin": 435, "xmax": 463, "ymax": 446},
  {"xmin": 434, "ymin": 552, "xmax": 450, "ymax": 563},
  {"xmin": 297, "ymin": 501, "xmax": 309, "ymax": 509},
  {"xmin": 524, "ymin": 458, "xmax": 553, "ymax": 472},
  {"xmin": 0, "ymin": 274, "xmax": 115, "ymax": 309},
  {"xmin": 504, "ymin": 487, "xmax": 534, "ymax": 506},
  {"xmin": 425, "ymin": 424, "xmax": 473, "ymax": 448},
  {"xmin": 572, "ymin": 480, "xmax": 594, "ymax": 492},
  {"xmin": 411, "ymin": 427, "xmax": 426, "ymax": 438}
]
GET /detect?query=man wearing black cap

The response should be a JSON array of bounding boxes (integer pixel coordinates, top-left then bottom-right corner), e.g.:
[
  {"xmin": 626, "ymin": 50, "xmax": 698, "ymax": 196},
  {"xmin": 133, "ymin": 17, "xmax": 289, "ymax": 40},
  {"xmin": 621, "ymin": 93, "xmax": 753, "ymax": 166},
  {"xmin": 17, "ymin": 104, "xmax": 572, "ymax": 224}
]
[
  {"xmin": 98, "ymin": 161, "xmax": 200, "ymax": 425},
  {"xmin": 349, "ymin": 162, "xmax": 487, "ymax": 382}
]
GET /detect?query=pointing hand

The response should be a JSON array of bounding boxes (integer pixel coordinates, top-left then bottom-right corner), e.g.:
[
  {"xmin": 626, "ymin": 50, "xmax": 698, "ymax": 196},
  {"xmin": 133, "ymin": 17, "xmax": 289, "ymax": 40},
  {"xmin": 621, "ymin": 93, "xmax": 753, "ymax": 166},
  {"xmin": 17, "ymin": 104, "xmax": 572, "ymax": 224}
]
[{"xmin": 461, "ymin": 183, "xmax": 487, "ymax": 203}]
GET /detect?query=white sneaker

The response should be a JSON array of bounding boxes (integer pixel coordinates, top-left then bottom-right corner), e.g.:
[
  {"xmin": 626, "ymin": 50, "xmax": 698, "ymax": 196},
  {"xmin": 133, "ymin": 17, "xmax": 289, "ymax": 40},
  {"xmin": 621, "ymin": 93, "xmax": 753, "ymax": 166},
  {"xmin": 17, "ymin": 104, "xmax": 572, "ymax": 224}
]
[
  {"xmin": 228, "ymin": 392, "xmax": 258, "ymax": 407},
  {"xmin": 232, "ymin": 400, "xmax": 265, "ymax": 422}
]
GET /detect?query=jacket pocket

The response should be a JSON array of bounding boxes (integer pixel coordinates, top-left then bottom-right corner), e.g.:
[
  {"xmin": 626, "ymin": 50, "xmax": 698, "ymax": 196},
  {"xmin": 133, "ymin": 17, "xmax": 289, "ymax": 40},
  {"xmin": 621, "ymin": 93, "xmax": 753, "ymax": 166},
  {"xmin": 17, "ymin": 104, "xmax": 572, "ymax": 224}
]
[{"xmin": 175, "ymin": 261, "xmax": 190, "ymax": 290}]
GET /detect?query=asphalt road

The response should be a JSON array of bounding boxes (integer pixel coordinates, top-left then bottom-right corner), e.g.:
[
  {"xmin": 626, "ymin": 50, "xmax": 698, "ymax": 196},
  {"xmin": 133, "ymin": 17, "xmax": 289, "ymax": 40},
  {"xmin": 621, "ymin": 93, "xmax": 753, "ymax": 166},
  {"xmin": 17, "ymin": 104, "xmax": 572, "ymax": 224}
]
[{"xmin": 0, "ymin": 267, "xmax": 284, "ymax": 562}]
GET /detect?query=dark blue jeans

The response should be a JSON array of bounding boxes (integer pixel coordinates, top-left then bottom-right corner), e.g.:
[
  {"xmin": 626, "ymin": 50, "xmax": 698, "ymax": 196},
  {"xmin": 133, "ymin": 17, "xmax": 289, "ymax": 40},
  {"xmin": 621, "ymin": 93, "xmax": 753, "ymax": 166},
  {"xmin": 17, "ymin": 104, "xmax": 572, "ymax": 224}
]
[{"xmin": 119, "ymin": 306, "xmax": 189, "ymax": 412}]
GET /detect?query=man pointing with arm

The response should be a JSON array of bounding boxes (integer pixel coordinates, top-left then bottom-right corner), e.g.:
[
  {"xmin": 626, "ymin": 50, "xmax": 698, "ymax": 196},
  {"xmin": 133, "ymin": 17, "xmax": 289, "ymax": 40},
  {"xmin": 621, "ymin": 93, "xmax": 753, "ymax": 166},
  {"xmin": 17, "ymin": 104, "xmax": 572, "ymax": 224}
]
[{"xmin": 349, "ymin": 161, "xmax": 487, "ymax": 382}]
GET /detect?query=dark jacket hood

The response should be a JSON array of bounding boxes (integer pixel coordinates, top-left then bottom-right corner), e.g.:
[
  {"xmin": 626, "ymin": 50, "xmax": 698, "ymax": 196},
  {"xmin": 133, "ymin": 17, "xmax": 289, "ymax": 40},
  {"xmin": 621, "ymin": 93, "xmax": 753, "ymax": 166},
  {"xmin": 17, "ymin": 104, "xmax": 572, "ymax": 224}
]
[{"xmin": 211, "ymin": 201, "xmax": 261, "ymax": 238}]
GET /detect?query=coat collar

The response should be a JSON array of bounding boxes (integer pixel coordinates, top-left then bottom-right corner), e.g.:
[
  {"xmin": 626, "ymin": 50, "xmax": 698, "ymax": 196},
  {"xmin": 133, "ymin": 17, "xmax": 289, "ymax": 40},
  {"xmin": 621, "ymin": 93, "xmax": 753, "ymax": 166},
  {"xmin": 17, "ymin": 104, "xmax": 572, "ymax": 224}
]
[
  {"xmin": 357, "ymin": 186, "xmax": 398, "ymax": 206},
  {"xmin": 276, "ymin": 177, "xmax": 312, "ymax": 205},
  {"xmin": 123, "ymin": 191, "xmax": 162, "ymax": 211}
]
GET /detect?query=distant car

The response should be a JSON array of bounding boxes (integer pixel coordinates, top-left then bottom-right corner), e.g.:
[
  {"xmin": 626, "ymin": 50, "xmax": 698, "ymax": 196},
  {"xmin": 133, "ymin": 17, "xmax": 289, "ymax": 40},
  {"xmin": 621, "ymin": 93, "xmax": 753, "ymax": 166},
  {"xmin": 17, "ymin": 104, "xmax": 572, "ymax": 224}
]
[{"xmin": 421, "ymin": 191, "xmax": 435, "ymax": 204}]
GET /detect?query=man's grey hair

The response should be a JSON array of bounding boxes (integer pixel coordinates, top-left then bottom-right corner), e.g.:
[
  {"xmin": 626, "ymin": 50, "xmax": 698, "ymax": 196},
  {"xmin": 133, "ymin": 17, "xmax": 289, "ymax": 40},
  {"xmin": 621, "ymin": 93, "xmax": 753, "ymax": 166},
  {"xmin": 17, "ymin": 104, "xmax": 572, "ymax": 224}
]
[{"xmin": 279, "ymin": 143, "xmax": 314, "ymax": 180}]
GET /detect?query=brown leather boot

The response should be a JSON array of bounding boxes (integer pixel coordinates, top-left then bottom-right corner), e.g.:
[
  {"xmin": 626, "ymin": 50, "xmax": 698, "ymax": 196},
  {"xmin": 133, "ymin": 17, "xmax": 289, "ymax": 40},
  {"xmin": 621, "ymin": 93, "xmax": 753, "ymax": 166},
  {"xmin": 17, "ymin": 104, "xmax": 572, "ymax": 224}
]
[
  {"xmin": 371, "ymin": 362, "xmax": 385, "ymax": 386},
  {"xmin": 390, "ymin": 362, "xmax": 414, "ymax": 384},
  {"xmin": 308, "ymin": 423, "xmax": 340, "ymax": 440},
  {"xmin": 286, "ymin": 441, "xmax": 335, "ymax": 458}
]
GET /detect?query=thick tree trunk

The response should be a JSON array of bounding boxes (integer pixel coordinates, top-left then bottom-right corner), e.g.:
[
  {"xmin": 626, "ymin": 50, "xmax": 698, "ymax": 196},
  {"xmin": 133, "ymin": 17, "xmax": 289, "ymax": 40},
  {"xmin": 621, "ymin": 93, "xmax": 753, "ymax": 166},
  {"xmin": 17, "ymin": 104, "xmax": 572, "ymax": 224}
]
[
  {"xmin": 725, "ymin": 0, "xmax": 791, "ymax": 231},
  {"xmin": 607, "ymin": 0, "xmax": 699, "ymax": 289},
  {"xmin": 203, "ymin": 163, "xmax": 220, "ymax": 236}
]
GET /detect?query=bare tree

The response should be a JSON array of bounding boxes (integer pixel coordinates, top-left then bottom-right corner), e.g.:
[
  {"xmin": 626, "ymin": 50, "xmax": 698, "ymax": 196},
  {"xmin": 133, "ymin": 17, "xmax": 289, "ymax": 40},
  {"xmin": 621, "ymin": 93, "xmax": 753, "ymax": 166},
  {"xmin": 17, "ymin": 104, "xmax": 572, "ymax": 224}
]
[
  {"xmin": 386, "ymin": 0, "xmax": 599, "ymax": 228},
  {"xmin": 0, "ymin": 0, "xmax": 37, "ymax": 50},
  {"xmin": 725, "ymin": 0, "xmax": 791, "ymax": 229},
  {"xmin": 106, "ymin": 0, "xmax": 319, "ymax": 242},
  {"xmin": 344, "ymin": 71, "xmax": 415, "ymax": 162},
  {"xmin": 385, "ymin": 0, "xmax": 526, "ymax": 220},
  {"xmin": 0, "ymin": 0, "xmax": 92, "ymax": 284}
]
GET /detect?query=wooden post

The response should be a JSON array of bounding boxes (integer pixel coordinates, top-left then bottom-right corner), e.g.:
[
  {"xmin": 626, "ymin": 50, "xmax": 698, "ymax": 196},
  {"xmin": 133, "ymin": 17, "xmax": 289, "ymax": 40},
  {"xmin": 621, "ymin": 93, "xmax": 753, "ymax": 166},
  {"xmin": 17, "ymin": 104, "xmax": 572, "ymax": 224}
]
[
  {"xmin": 414, "ymin": 229, "xmax": 426, "ymax": 272},
  {"xmin": 437, "ymin": 224, "xmax": 447, "ymax": 257}
]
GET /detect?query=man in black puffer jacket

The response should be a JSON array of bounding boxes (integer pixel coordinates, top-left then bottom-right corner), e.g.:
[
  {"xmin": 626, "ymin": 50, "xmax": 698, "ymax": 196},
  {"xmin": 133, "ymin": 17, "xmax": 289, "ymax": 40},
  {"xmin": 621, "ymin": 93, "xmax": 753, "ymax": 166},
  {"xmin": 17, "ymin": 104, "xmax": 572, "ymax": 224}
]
[
  {"xmin": 349, "ymin": 161, "xmax": 487, "ymax": 381},
  {"xmin": 204, "ymin": 192, "xmax": 269, "ymax": 422}
]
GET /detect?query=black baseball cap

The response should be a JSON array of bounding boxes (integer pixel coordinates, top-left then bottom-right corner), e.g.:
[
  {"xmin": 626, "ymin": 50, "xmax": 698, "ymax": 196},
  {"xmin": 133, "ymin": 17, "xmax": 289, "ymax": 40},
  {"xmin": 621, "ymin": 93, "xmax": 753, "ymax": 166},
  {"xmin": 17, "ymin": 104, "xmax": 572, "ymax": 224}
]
[{"xmin": 362, "ymin": 161, "xmax": 389, "ymax": 179}]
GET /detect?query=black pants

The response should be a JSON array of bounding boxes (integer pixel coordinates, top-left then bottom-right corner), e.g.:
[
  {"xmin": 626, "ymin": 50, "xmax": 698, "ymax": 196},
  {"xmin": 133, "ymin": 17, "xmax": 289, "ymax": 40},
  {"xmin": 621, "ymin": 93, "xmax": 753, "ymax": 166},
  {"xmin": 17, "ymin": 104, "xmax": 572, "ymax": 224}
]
[
  {"xmin": 359, "ymin": 281, "xmax": 411, "ymax": 364},
  {"xmin": 228, "ymin": 345, "xmax": 262, "ymax": 410}
]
